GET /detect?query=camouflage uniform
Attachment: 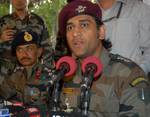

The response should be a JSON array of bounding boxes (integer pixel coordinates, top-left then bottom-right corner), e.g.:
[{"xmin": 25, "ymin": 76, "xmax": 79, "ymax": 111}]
[
  {"xmin": 0, "ymin": 12, "xmax": 54, "ymax": 76},
  {"xmin": 0, "ymin": 62, "xmax": 55, "ymax": 117},
  {"xmin": 60, "ymin": 49, "xmax": 149, "ymax": 117}
]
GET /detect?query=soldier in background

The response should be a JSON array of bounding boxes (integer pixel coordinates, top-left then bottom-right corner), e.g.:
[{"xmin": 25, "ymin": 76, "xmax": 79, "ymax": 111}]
[
  {"xmin": 57, "ymin": 0, "xmax": 149, "ymax": 116},
  {"xmin": 0, "ymin": 31, "xmax": 55, "ymax": 117},
  {"xmin": 96, "ymin": 0, "xmax": 150, "ymax": 76},
  {"xmin": 0, "ymin": 0, "xmax": 54, "ymax": 77}
]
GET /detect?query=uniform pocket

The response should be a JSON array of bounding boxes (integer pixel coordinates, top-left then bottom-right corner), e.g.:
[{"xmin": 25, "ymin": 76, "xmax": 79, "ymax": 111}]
[{"xmin": 90, "ymin": 95, "xmax": 119, "ymax": 113}]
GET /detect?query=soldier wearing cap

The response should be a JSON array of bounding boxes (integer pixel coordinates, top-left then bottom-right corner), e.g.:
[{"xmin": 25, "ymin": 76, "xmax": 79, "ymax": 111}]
[
  {"xmin": 0, "ymin": 31, "xmax": 55, "ymax": 117},
  {"xmin": 56, "ymin": 0, "xmax": 149, "ymax": 117},
  {"xmin": 0, "ymin": 0, "xmax": 54, "ymax": 79}
]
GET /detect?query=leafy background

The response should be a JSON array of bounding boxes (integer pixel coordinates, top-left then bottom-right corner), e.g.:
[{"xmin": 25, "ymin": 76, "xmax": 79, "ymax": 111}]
[{"xmin": 0, "ymin": 0, "xmax": 67, "ymax": 47}]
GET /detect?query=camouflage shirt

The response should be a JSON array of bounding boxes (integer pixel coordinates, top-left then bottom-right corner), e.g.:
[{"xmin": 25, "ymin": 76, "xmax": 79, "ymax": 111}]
[
  {"xmin": 60, "ymin": 49, "xmax": 149, "ymax": 117},
  {"xmin": 0, "ymin": 12, "xmax": 54, "ymax": 75},
  {"xmin": 0, "ymin": 62, "xmax": 55, "ymax": 116}
]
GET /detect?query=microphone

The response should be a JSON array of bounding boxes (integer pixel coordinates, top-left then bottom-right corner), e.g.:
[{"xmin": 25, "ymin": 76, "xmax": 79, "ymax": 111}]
[
  {"xmin": 56, "ymin": 56, "xmax": 77, "ymax": 77},
  {"xmin": 48, "ymin": 56, "xmax": 77, "ymax": 112},
  {"xmin": 49, "ymin": 56, "xmax": 77, "ymax": 85},
  {"xmin": 81, "ymin": 56, "xmax": 103, "ymax": 90},
  {"xmin": 80, "ymin": 56, "xmax": 103, "ymax": 116}
]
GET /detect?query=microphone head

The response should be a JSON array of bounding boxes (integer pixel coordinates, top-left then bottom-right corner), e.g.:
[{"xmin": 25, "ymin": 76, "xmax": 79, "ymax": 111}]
[
  {"xmin": 56, "ymin": 56, "xmax": 77, "ymax": 77},
  {"xmin": 81, "ymin": 56, "xmax": 103, "ymax": 80}
]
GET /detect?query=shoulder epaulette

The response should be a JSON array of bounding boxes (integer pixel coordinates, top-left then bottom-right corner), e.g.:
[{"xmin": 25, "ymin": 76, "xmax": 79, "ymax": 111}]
[{"xmin": 109, "ymin": 54, "xmax": 137, "ymax": 68}]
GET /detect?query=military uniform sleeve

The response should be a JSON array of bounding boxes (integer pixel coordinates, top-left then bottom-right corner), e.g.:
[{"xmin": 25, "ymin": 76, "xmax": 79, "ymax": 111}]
[
  {"xmin": 117, "ymin": 63, "xmax": 149, "ymax": 117},
  {"xmin": 119, "ymin": 86, "xmax": 147, "ymax": 117},
  {"xmin": 108, "ymin": 54, "xmax": 149, "ymax": 117},
  {"xmin": 0, "ymin": 69, "xmax": 27, "ymax": 101},
  {"xmin": 0, "ymin": 76, "xmax": 17, "ymax": 99}
]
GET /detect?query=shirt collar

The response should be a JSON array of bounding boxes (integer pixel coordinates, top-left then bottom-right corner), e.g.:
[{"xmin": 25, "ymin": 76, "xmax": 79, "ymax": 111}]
[
  {"xmin": 100, "ymin": 48, "xmax": 110, "ymax": 70},
  {"xmin": 74, "ymin": 48, "xmax": 110, "ymax": 70},
  {"xmin": 26, "ymin": 62, "xmax": 42, "ymax": 79},
  {"xmin": 11, "ymin": 11, "xmax": 31, "ymax": 20}
]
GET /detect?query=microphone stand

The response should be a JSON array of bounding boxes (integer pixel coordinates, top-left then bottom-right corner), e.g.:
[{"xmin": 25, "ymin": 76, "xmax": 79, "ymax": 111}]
[
  {"xmin": 80, "ymin": 73, "xmax": 94, "ymax": 117},
  {"xmin": 47, "ymin": 77, "xmax": 62, "ymax": 117},
  {"xmin": 49, "ymin": 65, "xmax": 67, "ymax": 116},
  {"xmin": 80, "ymin": 86, "xmax": 90, "ymax": 117},
  {"xmin": 51, "ymin": 80, "xmax": 61, "ymax": 112},
  {"xmin": 80, "ymin": 63, "xmax": 96, "ymax": 117},
  {"xmin": 48, "ymin": 56, "xmax": 77, "ymax": 116}
]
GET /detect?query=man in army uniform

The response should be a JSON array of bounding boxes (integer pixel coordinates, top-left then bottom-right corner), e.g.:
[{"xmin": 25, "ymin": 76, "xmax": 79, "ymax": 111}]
[
  {"xmin": 0, "ymin": 0, "xmax": 54, "ymax": 77},
  {"xmin": 56, "ymin": 0, "xmax": 150, "ymax": 117},
  {"xmin": 0, "ymin": 31, "xmax": 54, "ymax": 116}
]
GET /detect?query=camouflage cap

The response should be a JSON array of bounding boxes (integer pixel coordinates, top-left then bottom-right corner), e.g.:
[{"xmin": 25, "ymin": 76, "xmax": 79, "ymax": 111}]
[
  {"xmin": 11, "ymin": 31, "xmax": 40, "ymax": 55},
  {"xmin": 58, "ymin": 0, "xmax": 103, "ymax": 37}
]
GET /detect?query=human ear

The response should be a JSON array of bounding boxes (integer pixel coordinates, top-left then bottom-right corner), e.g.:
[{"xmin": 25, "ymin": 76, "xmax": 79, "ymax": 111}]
[
  {"xmin": 98, "ymin": 25, "xmax": 105, "ymax": 40},
  {"xmin": 38, "ymin": 47, "xmax": 43, "ymax": 58}
]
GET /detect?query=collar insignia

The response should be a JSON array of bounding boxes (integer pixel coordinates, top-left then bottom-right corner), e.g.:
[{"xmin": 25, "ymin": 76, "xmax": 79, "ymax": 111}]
[
  {"xmin": 24, "ymin": 32, "xmax": 32, "ymax": 42},
  {"xmin": 75, "ymin": 5, "xmax": 86, "ymax": 13}
]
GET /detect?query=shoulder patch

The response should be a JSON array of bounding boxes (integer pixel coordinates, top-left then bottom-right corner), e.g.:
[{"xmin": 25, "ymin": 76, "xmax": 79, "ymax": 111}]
[{"xmin": 130, "ymin": 77, "xmax": 149, "ymax": 87}]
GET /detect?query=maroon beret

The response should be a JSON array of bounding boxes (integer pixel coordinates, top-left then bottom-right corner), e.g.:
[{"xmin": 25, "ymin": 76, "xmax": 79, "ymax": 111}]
[{"xmin": 58, "ymin": 0, "xmax": 102, "ymax": 37}]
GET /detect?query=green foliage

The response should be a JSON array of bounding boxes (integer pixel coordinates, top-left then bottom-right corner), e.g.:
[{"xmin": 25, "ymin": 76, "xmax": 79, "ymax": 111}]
[
  {"xmin": 30, "ymin": 0, "xmax": 67, "ymax": 44},
  {"xmin": 0, "ymin": 3, "xmax": 9, "ymax": 17},
  {"xmin": 0, "ymin": 0, "xmax": 67, "ymax": 44}
]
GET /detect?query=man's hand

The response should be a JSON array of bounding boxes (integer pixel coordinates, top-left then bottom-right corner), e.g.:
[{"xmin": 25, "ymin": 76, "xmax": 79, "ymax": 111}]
[{"xmin": 0, "ymin": 29, "xmax": 15, "ymax": 42}]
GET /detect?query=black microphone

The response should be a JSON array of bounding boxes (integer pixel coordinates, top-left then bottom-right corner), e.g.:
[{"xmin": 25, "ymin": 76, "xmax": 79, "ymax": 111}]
[
  {"xmin": 49, "ymin": 56, "xmax": 77, "ymax": 86},
  {"xmin": 81, "ymin": 56, "xmax": 103, "ymax": 90},
  {"xmin": 80, "ymin": 56, "xmax": 103, "ymax": 116},
  {"xmin": 48, "ymin": 56, "xmax": 77, "ymax": 112}
]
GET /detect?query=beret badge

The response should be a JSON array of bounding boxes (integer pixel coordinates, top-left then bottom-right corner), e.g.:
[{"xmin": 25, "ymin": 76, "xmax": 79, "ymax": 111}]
[
  {"xmin": 24, "ymin": 32, "xmax": 33, "ymax": 42},
  {"xmin": 75, "ymin": 5, "xmax": 86, "ymax": 13}
]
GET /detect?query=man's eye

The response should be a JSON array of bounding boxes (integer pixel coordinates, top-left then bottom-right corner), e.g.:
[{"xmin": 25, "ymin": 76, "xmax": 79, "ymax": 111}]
[
  {"xmin": 66, "ymin": 25, "xmax": 73, "ymax": 31},
  {"xmin": 81, "ymin": 22, "xmax": 89, "ymax": 28},
  {"xmin": 26, "ymin": 47, "xmax": 33, "ymax": 51},
  {"xmin": 16, "ymin": 48, "xmax": 23, "ymax": 53}
]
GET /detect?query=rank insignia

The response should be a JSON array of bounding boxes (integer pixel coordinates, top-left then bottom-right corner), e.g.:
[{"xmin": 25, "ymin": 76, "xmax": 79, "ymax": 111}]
[
  {"xmin": 24, "ymin": 32, "xmax": 32, "ymax": 42},
  {"xmin": 76, "ymin": 5, "xmax": 86, "ymax": 13}
]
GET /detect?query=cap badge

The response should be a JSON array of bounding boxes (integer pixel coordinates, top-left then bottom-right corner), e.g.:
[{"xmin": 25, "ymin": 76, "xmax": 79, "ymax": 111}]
[
  {"xmin": 75, "ymin": 5, "xmax": 86, "ymax": 13},
  {"xmin": 24, "ymin": 32, "xmax": 32, "ymax": 42}
]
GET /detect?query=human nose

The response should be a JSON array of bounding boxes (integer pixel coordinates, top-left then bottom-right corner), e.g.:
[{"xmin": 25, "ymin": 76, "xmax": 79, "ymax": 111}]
[
  {"xmin": 73, "ymin": 26, "xmax": 81, "ymax": 37},
  {"xmin": 21, "ymin": 49, "xmax": 28, "ymax": 56}
]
